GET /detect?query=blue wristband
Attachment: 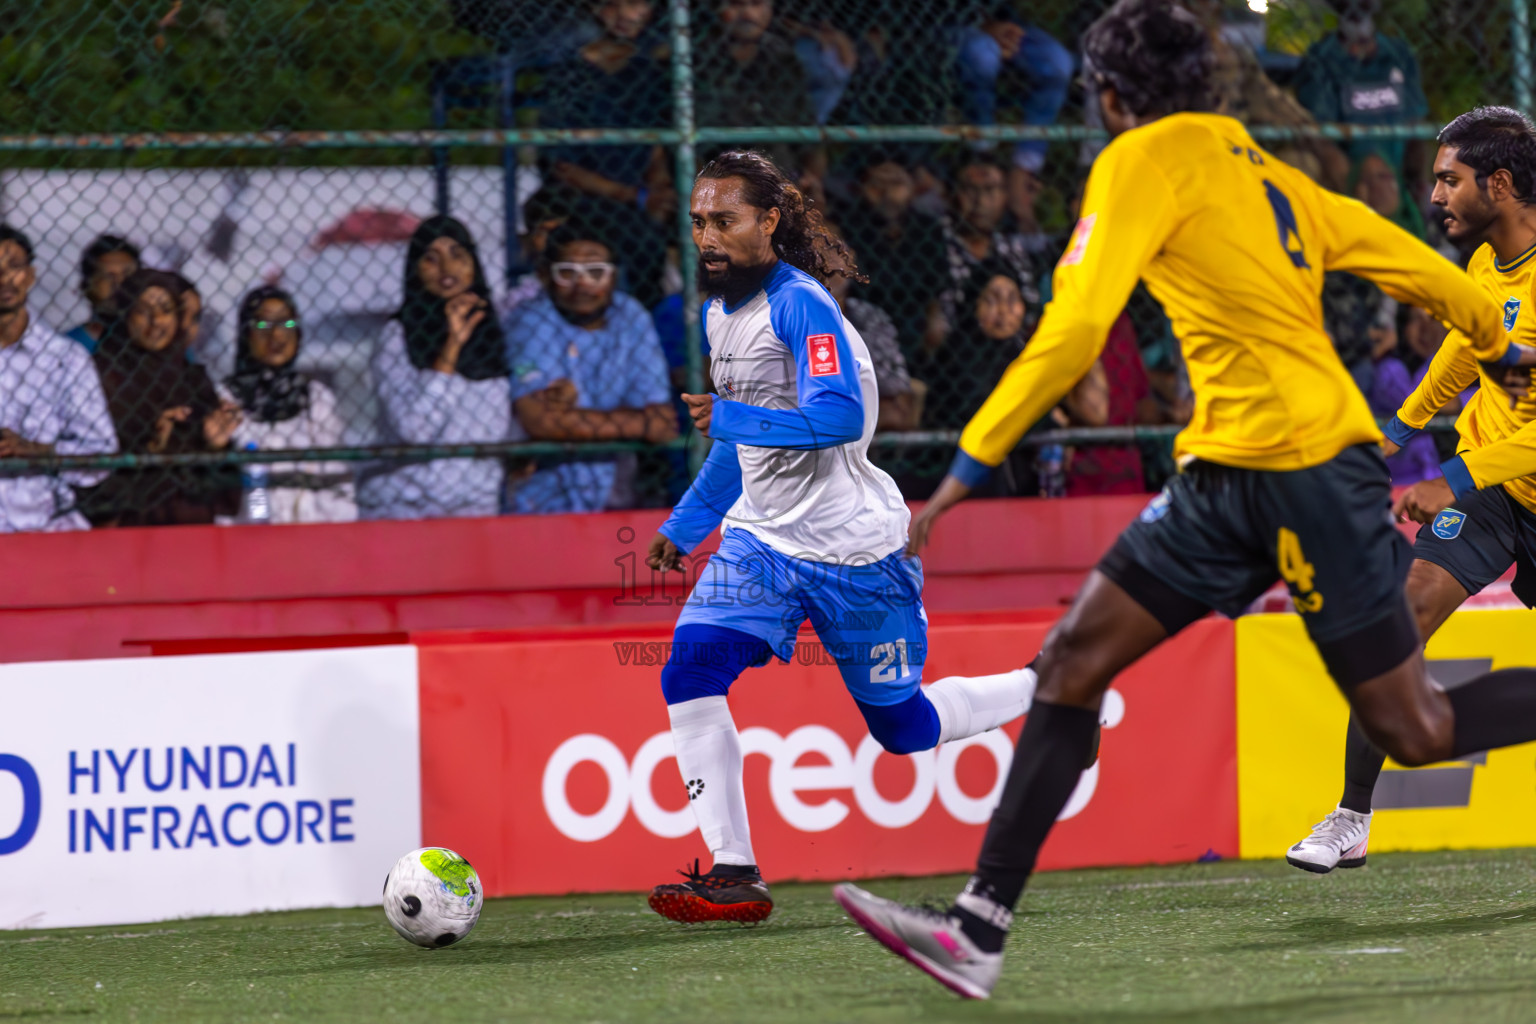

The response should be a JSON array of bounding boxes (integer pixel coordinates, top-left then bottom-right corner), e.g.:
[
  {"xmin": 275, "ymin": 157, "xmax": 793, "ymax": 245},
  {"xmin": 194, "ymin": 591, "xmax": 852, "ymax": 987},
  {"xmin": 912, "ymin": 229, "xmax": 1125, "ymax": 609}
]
[
  {"xmin": 1492, "ymin": 342, "xmax": 1534, "ymax": 368},
  {"xmin": 948, "ymin": 449, "xmax": 995, "ymax": 488},
  {"xmin": 1382, "ymin": 414, "xmax": 1423, "ymax": 448},
  {"xmin": 636, "ymin": 187, "xmax": 649, "ymax": 211},
  {"xmin": 1439, "ymin": 455, "xmax": 1476, "ymax": 499}
]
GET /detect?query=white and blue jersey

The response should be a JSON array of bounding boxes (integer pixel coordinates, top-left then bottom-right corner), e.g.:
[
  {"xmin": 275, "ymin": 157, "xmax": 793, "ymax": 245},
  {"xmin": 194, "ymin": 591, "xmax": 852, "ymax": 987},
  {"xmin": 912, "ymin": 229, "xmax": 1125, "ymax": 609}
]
[
  {"xmin": 663, "ymin": 260, "xmax": 909, "ymax": 560},
  {"xmin": 659, "ymin": 261, "xmax": 925, "ymax": 706}
]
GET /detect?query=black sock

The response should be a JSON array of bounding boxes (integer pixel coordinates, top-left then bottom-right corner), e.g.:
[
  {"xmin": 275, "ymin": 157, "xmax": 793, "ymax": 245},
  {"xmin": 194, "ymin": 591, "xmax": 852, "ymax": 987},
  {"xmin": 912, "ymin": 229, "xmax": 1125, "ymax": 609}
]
[
  {"xmin": 970, "ymin": 700, "xmax": 1100, "ymax": 912},
  {"xmin": 1339, "ymin": 713, "xmax": 1385, "ymax": 815},
  {"xmin": 954, "ymin": 907, "xmax": 1004, "ymax": 952},
  {"xmin": 1449, "ymin": 668, "xmax": 1536, "ymax": 757}
]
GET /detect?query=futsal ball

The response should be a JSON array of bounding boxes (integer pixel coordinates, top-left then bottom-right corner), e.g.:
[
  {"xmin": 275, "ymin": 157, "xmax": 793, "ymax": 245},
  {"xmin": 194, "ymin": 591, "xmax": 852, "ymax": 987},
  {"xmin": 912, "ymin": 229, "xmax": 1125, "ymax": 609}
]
[{"xmin": 383, "ymin": 847, "xmax": 483, "ymax": 948}]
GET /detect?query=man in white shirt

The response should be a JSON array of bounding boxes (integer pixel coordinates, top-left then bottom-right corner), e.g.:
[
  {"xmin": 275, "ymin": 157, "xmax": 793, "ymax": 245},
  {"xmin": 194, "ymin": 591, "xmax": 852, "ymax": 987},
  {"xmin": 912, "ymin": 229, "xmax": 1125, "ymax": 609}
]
[{"xmin": 0, "ymin": 225, "xmax": 118, "ymax": 531}]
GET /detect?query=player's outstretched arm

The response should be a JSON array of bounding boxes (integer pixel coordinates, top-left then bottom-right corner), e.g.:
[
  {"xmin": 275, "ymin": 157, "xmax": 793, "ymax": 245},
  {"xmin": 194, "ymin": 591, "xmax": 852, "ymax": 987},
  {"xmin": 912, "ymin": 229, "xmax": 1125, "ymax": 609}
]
[
  {"xmin": 1393, "ymin": 410, "xmax": 1536, "ymax": 525},
  {"xmin": 921, "ymin": 138, "xmax": 1176, "ymax": 538},
  {"xmin": 1318, "ymin": 189, "xmax": 1536, "ymax": 368},
  {"xmin": 1444, "ymin": 417, "xmax": 1536, "ymax": 503},
  {"xmin": 1383, "ymin": 327, "xmax": 1481, "ymax": 455},
  {"xmin": 907, "ymin": 473, "xmax": 971, "ymax": 555},
  {"xmin": 655, "ymin": 437, "xmax": 743, "ymax": 560}
]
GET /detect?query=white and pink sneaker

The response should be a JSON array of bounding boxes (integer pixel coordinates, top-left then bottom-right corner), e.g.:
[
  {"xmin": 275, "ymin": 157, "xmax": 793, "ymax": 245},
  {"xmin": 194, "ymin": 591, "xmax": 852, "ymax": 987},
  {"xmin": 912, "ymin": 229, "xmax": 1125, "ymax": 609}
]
[
  {"xmin": 1286, "ymin": 806, "xmax": 1371, "ymax": 874},
  {"xmin": 833, "ymin": 883, "xmax": 1003, "ymax": 999}
]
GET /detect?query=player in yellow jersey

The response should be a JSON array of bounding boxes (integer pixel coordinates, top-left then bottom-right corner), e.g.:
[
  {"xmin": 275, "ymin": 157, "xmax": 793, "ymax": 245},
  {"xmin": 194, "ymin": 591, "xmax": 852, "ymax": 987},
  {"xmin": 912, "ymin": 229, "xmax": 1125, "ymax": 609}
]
[
  {"xmin": 1288, "ymin": 106, "xmax": 1536, "ymax": 873},
  {"xmin": 833, "ymin": 0, "xmax": 1536, "ymax": 1000}
]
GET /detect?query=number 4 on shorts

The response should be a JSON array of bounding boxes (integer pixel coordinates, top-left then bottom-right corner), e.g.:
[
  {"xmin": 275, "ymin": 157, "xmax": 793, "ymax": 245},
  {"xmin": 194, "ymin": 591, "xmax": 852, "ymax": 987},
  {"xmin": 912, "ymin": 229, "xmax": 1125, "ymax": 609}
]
[{"xmin": 1277, "ymin": 527, "xmax": 1323, "ymax": 612}]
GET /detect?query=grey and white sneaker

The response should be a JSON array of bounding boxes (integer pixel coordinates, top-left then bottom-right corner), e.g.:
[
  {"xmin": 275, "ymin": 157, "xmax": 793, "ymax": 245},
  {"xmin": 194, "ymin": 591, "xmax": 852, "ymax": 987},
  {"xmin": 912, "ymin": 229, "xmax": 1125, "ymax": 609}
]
[
  {"xmin": 1286, "ymin": 806, "xmax": 1371, "ymax": 874},
  {"xmin": 833, "ymin": 883, "xmax": 1003, "ymax": 999}
]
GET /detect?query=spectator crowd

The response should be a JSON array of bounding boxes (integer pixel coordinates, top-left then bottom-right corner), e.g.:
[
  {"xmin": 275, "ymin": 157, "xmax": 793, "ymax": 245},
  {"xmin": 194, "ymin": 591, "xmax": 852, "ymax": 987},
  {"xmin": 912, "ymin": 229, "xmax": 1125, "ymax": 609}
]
[{"xmin": 0, "ymin": 0, "xmax": 1461, "ymax": 532}]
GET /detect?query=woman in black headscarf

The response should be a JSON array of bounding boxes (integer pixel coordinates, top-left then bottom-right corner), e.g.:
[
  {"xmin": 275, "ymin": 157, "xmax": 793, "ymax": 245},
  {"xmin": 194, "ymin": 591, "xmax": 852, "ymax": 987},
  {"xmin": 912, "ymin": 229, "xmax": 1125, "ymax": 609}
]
[
  {"xmin": 358, "ymin": 215, "xmax": 517, "ymax": 519},
  {"xmin": 79, "ymin": 269, "xmax": 242, "ymax": 526},
  {"xmin": 218, "ymin": 285, "xmax": 357, "ymax": 523},
  {"xmin": 923, "ymin": 260, "xmax": 1034, "ymax": 430},
  {"xmin": 900, "ymin": 260, "xmax": 1051, "ymax": 498}
]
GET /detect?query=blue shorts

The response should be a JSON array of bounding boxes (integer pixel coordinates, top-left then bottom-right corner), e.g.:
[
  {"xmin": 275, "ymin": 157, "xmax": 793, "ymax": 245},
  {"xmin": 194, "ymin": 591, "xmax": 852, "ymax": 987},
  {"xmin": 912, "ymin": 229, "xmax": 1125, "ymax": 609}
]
[{"xmin": 676, "ymin": 527, "xmax": 928, "ymax": 706}]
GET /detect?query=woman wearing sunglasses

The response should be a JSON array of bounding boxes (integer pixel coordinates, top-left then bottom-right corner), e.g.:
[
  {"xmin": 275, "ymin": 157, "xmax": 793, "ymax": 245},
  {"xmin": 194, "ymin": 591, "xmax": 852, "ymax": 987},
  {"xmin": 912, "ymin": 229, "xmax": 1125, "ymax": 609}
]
[{"xmin": 217, "ymin": 285, "xmax": 357, "ymax": 523}]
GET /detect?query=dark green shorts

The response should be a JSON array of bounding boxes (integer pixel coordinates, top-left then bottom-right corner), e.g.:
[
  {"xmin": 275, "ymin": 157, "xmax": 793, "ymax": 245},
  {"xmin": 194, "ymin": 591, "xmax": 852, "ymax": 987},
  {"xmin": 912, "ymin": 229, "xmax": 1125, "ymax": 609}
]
[
  {"xmin": 1413, "ymin": 483, "xmax": 1536, "ymax": 607},
  {"xmin": 1098, "ymin": 444, "xmax": 1417, "ymax": 687}
]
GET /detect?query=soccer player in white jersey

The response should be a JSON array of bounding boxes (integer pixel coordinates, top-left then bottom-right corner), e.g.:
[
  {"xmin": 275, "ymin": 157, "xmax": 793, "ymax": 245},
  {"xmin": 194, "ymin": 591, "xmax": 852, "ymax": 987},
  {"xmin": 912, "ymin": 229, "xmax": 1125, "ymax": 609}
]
[{"xmin": 642, "ymin": 151, "xmax": 1039, "ymax": 924}]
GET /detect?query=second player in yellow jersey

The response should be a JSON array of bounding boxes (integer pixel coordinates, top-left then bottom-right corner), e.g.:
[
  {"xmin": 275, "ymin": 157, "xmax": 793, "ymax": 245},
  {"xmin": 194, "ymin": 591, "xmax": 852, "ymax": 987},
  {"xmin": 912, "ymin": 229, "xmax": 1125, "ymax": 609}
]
[
  {"xmin": 1391, "ymin": 238, "xmax": 1536, "ymax": 516},
  {"xmin": 1290, "ymin": 105, "xmax": 1536, "ymax": 875}
]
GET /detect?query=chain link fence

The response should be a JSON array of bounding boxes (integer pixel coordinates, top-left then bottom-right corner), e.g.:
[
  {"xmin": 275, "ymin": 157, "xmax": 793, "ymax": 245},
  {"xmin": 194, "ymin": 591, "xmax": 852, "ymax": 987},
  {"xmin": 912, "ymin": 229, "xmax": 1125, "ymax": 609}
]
[{"xmin": 0, "ymin": 0, "xmax": 1508, "ymax": 529}]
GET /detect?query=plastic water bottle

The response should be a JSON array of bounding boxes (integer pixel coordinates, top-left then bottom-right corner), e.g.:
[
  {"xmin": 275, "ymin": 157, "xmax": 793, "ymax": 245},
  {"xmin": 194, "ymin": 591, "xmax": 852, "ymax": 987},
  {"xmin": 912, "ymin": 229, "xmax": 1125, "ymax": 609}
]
[
  {"xmin": 1037, "ymin": 443, "xmax": 1067, "ymax": 498},
  {"xmin": 240, "ymin": 442, "xmax": 271, "ymax": 523}
]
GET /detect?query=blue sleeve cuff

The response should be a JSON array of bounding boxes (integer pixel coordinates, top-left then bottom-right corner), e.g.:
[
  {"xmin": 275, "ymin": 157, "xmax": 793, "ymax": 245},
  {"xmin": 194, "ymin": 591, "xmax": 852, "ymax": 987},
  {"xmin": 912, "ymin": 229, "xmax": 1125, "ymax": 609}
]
[
  {"xmin": 1440, "ymin": 455, "xmax": 1477, "ymax": 499},
  {"xmin": 657, "ymin": 520, "xmax": 696, "ymax": 555},
  {"xmin": 1382, "ymin": 415, "xmax": 1423, "ymax": 448},
  {"xmin": 708, "ymin": 397, "xmax": 754, "ymax": 444},
  {"xmin": 1492, "ymin": 343, "xmax": 1534, "ymax": 368},
  {"xmin": 660, "ymin": 437, "xmax": 742, "ymax": 553},
  {"xmin": 948, "ymin": 449, "xmax": 995, "ymax": 488},
  {"xmin": 660, "ymin": 505, "xmax": 717, "ymax": 555}
]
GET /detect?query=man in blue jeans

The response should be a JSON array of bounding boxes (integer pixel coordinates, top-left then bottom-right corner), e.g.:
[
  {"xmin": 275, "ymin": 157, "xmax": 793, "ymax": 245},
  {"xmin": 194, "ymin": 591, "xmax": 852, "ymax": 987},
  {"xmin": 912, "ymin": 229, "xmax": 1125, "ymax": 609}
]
[{"xmin": 953, "ymin": 11, "xmax": 1075, "ymax": 178}]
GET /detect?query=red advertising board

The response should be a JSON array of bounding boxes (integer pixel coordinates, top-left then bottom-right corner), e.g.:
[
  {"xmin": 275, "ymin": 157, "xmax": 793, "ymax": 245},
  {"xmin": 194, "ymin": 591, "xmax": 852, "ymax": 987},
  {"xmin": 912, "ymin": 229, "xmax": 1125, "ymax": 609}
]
[{"xmin": 418, "ymin": 615, "xmax": 1237, "ymax": 897}]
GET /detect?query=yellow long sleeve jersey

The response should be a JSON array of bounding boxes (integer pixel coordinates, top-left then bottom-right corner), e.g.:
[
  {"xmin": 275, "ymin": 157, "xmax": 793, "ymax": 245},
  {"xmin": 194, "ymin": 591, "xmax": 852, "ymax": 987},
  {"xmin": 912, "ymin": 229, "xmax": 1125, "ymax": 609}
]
[
  {"xmin": 951, "ymin": 113, "xmax": 1514, "ymax": 484},
  {"xmin": 1391, "ymin": 241, "xmax": 1536, "ymax": 512}
]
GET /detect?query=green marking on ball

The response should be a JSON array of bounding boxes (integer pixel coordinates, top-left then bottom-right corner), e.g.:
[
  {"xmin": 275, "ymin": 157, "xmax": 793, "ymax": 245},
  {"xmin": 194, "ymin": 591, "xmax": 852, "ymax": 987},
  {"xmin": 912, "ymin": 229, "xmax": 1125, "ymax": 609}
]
[{"xmin": 420, "ymin": 848, "xmax": 478, "ymax": 898}]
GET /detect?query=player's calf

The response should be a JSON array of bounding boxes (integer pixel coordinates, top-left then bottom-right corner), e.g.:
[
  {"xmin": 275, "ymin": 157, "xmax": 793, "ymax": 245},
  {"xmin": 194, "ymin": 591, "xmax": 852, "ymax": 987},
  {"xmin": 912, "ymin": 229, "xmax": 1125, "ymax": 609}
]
[
  {"xmin": 1349, "ymin": 661, "xmax": 1456, "ymax": 768},
  {"xmin": 1032, "ymin": 572, "xmax": 1166, "ymax": 708}
]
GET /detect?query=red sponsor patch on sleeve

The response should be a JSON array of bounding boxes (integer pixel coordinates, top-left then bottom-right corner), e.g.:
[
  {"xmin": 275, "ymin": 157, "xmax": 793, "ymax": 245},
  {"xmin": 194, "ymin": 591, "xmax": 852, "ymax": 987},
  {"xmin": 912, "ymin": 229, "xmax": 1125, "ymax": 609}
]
[
  {"xmin": 807, "ymin": 333, "xmax": 840, "ymax": 376},
  {"xmin": 1058, "ymin": 213, "xmax": 1097, "ymax": 268}
]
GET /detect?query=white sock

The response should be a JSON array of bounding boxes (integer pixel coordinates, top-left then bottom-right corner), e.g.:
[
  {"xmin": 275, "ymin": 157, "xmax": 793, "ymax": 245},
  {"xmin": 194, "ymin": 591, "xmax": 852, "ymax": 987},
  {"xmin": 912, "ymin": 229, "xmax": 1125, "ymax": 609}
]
[
  {"xmin": 668, "ymin": 695, "xmax": 756, "ymax": 867},
  {"xmin": 925, "ymin": 666, "xmax": 1037, "ymax": 744}
]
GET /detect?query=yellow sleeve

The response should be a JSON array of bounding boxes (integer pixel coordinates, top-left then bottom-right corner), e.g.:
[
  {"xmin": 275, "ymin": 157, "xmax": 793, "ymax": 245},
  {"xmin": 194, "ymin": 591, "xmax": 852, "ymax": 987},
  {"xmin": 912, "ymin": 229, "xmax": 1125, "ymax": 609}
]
[
  {"xmin": 1457, "ymin": 421, "xmax": 1536, "ymax": 492},
  {"xmin": 1315, "ymin": 188, "xmax": 1510, "ymax": 363},
  {"xmin": 1395, "ymin": 329, "xmax": 1480, "ymax": 429},
  {"xmin": 956, "ymin": 144, "xmax": 1179, "ymax": 468}
]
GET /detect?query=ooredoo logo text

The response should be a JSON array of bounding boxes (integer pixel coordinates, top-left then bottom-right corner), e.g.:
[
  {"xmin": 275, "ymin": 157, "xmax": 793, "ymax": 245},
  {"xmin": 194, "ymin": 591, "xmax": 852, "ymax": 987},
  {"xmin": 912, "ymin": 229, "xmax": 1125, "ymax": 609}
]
[{"xmin": 541, "ymin": 690, "xmax": 1125, "ymax": 842}]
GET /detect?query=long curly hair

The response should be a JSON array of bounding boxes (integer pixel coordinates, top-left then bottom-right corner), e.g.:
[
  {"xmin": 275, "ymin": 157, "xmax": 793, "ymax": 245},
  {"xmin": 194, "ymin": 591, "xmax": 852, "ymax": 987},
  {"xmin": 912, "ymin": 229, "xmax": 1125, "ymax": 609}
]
[
  {"xmin": 695, "ymin": 150, "xmax": 868, "ymax": 284},
  {"xmin": 1083, "ymin": 0, "xmax": 1214, "ymax": 119}
]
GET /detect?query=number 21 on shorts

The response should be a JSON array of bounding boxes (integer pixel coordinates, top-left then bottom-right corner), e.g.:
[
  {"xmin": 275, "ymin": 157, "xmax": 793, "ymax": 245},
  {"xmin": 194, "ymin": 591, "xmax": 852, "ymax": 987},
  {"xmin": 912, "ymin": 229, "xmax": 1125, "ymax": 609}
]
[
  {"xmin": 870, "ymin": 639, "xmax": 910, "ymax": 683},
  {"xmin": 1277, "ymin": 527, "xmax": 1324, "ymax": 613}
]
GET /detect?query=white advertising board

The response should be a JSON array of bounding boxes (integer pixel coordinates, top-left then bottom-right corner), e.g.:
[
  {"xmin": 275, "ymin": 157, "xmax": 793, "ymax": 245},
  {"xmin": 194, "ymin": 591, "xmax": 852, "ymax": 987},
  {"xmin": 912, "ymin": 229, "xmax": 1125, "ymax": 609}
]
[{"xmin": 0, "ymin": 646, "xmax": 421, "ymax": 929}]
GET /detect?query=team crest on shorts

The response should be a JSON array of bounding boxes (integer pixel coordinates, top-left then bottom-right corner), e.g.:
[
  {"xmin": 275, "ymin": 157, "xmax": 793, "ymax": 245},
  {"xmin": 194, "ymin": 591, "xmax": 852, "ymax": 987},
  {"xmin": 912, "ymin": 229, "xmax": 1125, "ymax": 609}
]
[
  {"xmin": 1506, "ymin": 297, "xmax": 1522, "ymax": 331},
  {"xmin": 1432, "ymin": 508, "xmax": 1466, "ymax": 540},
  {"xmin": 1139, "ymin": 490, "xmax": 1171, "ymax": 523}
]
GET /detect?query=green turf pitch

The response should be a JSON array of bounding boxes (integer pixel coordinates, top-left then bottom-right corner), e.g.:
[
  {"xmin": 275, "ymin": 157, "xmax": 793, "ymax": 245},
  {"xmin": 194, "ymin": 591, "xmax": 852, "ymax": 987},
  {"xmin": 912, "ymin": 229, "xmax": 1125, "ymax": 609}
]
[{"xmin": 4, "ymin": 850, "xmax": 1536, "ymax": 1023}]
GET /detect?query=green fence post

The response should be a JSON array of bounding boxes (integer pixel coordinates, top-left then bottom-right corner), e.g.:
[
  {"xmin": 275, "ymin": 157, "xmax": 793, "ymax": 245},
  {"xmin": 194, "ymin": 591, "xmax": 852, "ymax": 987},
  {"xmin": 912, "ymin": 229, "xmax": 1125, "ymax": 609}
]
[
  {"xmin": 670, "ymin": 0, "xmax": 705, "ymax": 474},
  {"xmin": 1515, "ymin": 0, "xmax": 1534, "ymax": 114}
]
